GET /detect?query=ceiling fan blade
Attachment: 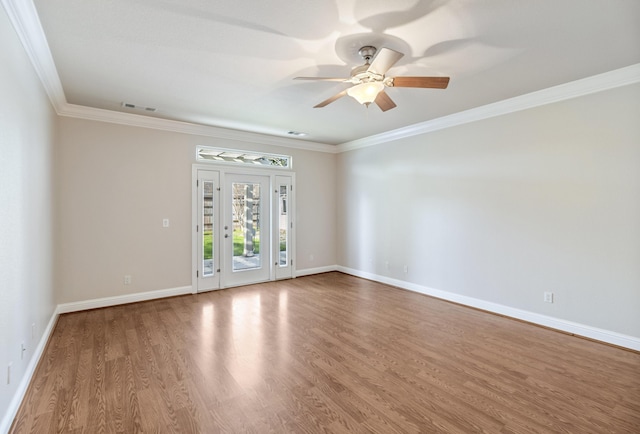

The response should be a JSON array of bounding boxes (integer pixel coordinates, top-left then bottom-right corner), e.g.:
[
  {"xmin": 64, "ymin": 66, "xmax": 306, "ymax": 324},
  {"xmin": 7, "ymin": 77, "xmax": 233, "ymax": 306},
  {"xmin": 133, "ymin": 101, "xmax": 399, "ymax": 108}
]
[
  {"xmin": 367, "ymin": 48, "xmax": 404, "ymax": 75},
  {"xmin": 314, "ymin": 89, "xmax": 348, "ymax": 108},
  {"xmin": 391, "ymin": 76, "xmax": 450, "ymax": 89},
  {"xmin": 294, "ymin": 77, "xmax": 347, "ymax": 82},
  {"xmin": 374, "ymin": 91, "xmax": 397, "ymax": 112}
]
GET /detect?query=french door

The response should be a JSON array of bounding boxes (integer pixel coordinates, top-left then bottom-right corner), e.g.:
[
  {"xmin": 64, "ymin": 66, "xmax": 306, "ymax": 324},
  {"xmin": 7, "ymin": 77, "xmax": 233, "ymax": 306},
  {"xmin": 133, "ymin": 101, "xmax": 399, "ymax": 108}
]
[
  {"xmin": 194, "ymin": 167, "xmax": 294, "ymax": 292},
  {"xmin": 223, "ymin": 173, "xmax": 270, "ymax": 287}
]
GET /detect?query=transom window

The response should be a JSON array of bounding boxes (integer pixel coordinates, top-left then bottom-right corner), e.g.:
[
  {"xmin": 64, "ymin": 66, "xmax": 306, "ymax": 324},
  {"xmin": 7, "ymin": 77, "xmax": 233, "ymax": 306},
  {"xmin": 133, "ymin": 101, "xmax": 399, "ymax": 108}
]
[{"xmin": 197, "ymin": 146, "xmax": 292, "ymax": 169}]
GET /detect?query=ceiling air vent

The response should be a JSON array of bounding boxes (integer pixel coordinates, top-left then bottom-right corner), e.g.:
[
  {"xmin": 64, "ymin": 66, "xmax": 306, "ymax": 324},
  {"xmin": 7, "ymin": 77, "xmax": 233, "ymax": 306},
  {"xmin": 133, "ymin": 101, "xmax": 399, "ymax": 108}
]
[{"xmin": 121, "ymin": 102, "xmax": 157, "ymax": 112}]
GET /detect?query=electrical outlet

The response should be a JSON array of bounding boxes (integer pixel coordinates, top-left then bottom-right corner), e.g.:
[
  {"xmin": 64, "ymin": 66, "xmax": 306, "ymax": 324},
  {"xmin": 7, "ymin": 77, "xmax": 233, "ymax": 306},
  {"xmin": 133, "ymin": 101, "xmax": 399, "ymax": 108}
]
[
  {"xmin": 21, "ymin": 343, "xmax": 26, "ymax": 360},
  {"xmin": 385, "ymin": 261, "xmax": 390, "ymax": 270},
  {"xmin": 124, "ymin": 275, "xmax": 132, "ymax": 285},
  {"xmin": 162, "ymin": 218, "xmax": 169, "ymax": 228},
  {"xmin": 7, "ymin": 363, "xmax": 12, "ymax": 385},
  {"xmin": 403, "ymin": 265, "xmax": 408, "ymax": 273},
  {"xmin": 31, "ymin": 323, "xmax": 36, "ymax": 340},
  {"xmin": 544, "ymin": 292, "xmax": 554, "ymax": 303}
]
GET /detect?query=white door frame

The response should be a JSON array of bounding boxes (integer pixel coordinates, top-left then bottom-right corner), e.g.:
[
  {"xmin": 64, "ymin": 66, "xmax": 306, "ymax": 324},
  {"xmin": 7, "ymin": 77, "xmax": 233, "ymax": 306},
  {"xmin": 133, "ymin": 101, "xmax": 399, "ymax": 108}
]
[{"xmin": 191, "ymin": 164, "xmax": 295, "ymax": 293}]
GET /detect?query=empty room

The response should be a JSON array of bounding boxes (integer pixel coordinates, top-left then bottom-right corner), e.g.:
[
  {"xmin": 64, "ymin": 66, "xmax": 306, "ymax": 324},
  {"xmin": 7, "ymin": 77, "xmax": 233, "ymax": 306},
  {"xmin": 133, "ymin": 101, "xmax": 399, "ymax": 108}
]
[{"xmin": 1, "ymin": 0, "xmax": 639, "ymax": 432}]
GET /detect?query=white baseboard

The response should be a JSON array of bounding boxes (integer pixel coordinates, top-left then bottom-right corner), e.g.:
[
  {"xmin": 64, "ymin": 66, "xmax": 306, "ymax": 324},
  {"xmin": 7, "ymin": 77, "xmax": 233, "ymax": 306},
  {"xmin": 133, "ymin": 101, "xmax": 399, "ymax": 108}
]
[
  {"xmin": 3, "ymin": 272, "xmax": 635, "ymax": 433},
  {"xmin": 56, "ymin": 285, "xmax": 193, "ymax": 314},
  {"xmin": 337, "ymin": 266, "xmax": 640, "ymax": 351},
  {"xmin": 295, "ymin": 265, "xmax": 337, "ymax": 277},
  {"xmin": 1, "ymin": 309, "xmax": 58, "ymax": 434}
]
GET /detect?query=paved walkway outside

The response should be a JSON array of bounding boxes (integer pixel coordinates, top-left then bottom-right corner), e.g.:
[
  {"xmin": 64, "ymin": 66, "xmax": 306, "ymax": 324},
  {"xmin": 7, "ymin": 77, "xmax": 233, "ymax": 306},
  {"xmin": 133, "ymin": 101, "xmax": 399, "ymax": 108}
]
[{"xmin": 203, "ymin": 251, "xmax": 287, "ymax": 274}]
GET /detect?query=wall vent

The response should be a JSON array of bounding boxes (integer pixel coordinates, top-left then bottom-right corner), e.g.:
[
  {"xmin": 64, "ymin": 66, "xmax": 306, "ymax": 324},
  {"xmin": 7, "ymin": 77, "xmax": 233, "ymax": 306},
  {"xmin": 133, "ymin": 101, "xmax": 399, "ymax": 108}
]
[{"xmin": 121, "ymin": 102, "xmax": 157, "ymax": 112}]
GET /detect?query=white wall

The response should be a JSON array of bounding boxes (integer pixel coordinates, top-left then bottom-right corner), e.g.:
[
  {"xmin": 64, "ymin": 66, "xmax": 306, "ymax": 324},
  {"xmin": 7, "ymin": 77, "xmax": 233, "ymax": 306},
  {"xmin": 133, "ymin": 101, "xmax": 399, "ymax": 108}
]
[
  {"xmin": 337, "ymin": 83, "xmax": 640, "ymax": 339},
  {"xmin": 55, "ymin": 117, "xmax": 337, "ymax": 303},
  {"xmin": 0, "ymin": 6, "xmax": 57, "ymax": 431}
]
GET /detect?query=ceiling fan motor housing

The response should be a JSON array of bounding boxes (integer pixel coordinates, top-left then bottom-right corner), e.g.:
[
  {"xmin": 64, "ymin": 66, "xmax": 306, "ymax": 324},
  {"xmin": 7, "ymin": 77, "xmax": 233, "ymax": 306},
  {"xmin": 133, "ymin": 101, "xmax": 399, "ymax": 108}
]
[
  {"xmin": 350, "ymin": 46, "xmax": 384, "ymax": 83},
  {"xmin": 358, "ymin": 46, "xmax": 377, "ymax": 63}
]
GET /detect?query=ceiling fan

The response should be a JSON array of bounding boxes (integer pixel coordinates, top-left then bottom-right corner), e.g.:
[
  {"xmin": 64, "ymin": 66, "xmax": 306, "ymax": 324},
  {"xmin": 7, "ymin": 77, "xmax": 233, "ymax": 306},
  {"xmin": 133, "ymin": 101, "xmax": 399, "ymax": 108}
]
[{"xmin": 295, "ymin": 46, "xmax": 450, "ymax": 112}]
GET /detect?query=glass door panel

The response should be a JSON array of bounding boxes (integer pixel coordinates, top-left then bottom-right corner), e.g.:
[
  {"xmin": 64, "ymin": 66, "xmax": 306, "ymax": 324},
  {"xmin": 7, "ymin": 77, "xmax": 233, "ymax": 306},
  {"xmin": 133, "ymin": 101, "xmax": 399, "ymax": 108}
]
[
  {"xmin": 197, "ymin": 170, "xmax": 220, "ymax": 291},
  {"xmin": 278, "ymin": 185, "xmax": 288, "ymax": 267},
  {"xmin": 275, "ymin": 175, "xmax": 293, "ymax": 280},
  {"xmin": 224, "ymin": 174, "xmax": 270, "ymax": 287},
  {"xmin": 232, "ymin": 181, "xmax": 262, "ymax": 271},
  {"xmin": 202, "ymin": 180, "xmax": 214, "ymax": 276}
]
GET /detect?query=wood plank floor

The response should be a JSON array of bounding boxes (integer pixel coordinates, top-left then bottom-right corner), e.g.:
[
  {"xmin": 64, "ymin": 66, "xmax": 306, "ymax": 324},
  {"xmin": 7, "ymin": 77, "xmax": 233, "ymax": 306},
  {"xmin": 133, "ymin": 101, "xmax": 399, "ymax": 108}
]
[{"xmin": 10, "ymin": 272, "xmax": 640, "ymax": 433}]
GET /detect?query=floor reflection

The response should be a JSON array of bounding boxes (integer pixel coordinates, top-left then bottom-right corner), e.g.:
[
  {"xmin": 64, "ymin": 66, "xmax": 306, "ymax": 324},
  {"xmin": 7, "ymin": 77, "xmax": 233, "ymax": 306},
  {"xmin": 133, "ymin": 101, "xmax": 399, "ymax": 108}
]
[
  {"xmin": 199, "ymin": 303, "xmax": 215, "ymax": 372},
  {"xmin": 278, "ymin": 289, "xmax": 289, "ymax": 363},
  {"xmin": 229, "ymin": 292, "xmax": 262, "ymax": 388}
]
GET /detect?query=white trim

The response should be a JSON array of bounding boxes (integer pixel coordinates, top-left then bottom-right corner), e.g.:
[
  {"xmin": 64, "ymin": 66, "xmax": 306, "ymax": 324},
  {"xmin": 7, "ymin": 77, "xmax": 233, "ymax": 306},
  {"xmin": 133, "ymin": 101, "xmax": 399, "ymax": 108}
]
[
  {"xmin": 1, "ymin": 0, "xmax": 66, "ymax": 112},
  {"xmin": 191, "ymin": 167, "xmax": 201, "ymax": 294},
  {"xmin": 6, "ymin": 1, "xmax": 639, "ymax": 155},
  {"xmin": 296, "ymin": 265, "xmax": 338, "ymax": 277},
  {"xmin": 337, "ymin": 63, "xmax": 640, "ymax": 152},
  {"xmin": 0, "ymin": 309, "xmax": 58, "ymax": 434},
  {"xmin": 336, "ymin": 266, "xmax": 640, "ymax": 351},
  {"xmin": 3, "ymin": 269, "xmax": 635, "ymax": 433},
  {"xmin": 0, "ymin": 0, "xmax": 337, "ymax": 154},
  {"xmin": 52, "ymin": 64, "xmax": 640, "ymax": 154},
  {"xmin": 56, "ymin": 285, "xmax": 192, "ymax": 314},
  {"xmin": 1, "ymin": 0, "xmax": 337, "ymax": 154},
  {"xmin": 58, "ymin": 103, "xmax": 338, "ymax": 153}
]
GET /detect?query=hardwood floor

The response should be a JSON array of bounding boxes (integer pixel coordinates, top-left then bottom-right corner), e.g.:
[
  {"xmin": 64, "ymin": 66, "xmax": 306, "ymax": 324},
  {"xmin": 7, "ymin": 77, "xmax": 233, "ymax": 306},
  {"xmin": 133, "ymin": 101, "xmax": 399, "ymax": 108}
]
[{"xmin": 10, "ymin": 272, "xmax": 640, "ymax": 433}]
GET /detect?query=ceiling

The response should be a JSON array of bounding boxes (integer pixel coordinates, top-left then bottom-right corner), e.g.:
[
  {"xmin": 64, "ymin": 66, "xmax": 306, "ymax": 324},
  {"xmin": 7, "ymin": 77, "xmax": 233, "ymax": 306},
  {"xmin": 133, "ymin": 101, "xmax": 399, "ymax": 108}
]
[{"xmin": 25, "ymin": 0, "xmax": 640, "ymax": 145}]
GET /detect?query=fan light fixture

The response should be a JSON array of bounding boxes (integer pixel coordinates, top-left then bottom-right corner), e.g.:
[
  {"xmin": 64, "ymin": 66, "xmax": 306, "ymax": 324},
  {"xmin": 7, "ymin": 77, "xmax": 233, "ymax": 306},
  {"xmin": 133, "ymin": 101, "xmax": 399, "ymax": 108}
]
[
  {"xmin": 347, "ymin": 81, "xmax": 384, "ymax": 105},
  {"xmin": 294, "ymin": 46, "xmax": 450, "ymax": 111}
]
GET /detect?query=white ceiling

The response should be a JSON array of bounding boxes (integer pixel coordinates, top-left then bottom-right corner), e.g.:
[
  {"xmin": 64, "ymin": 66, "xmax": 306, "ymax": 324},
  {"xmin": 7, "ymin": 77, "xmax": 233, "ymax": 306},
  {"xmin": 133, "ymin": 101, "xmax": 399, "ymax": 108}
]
[{"xmin": 25, "ymin": 0, "xmax": 640, "ymax": 145}]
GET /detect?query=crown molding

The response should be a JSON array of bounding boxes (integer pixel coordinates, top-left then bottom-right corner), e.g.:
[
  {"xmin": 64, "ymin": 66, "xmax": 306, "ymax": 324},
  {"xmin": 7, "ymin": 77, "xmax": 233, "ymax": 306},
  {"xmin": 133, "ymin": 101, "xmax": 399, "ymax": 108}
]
[
  {"xmin": 2, "ymin": 0, "xmax": 66, "ymax": 111},
  {"xmin": 5, "ymin": 0, "xmax": 638, "ymax": 155},
  {"xmin": 337, "ymin": 63, "xmax": 640, "ymax": 152},
  {"xmin": 2, "ymin": 0, "xmax": 337, "ymax": 154},
  {"xmin": 58, "ymin": 103, "xmax": 338, "ymax": 153}
]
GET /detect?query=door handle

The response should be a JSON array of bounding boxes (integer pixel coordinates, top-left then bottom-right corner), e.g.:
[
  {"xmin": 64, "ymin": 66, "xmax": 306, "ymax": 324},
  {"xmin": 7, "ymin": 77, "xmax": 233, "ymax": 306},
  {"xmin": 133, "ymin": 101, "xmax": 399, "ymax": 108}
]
[{"xmin": 225, "ymin": 234, "xmax": 229, "ymax": 238}]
